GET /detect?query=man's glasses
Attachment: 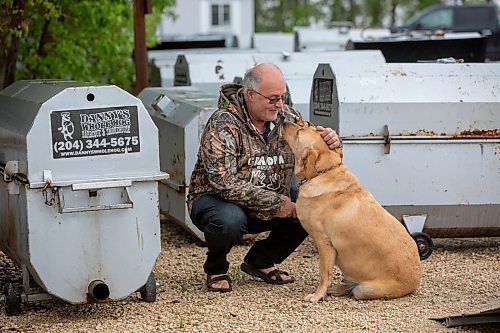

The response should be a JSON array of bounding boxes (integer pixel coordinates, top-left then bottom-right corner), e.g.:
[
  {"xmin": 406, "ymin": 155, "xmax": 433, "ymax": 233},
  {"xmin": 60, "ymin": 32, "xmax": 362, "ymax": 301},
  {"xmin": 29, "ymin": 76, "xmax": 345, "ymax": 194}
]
[{"xmin": 252, "ymin": 89, "xmax": 289, "ymax": 105}]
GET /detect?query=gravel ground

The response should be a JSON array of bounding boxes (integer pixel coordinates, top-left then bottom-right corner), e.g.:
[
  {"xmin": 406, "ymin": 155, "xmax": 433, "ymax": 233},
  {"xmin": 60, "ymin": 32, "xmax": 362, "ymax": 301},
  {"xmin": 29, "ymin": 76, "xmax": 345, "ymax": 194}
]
[{"xmin": 1, "ymin": 220, "xmax": 499, "ymax": 333}]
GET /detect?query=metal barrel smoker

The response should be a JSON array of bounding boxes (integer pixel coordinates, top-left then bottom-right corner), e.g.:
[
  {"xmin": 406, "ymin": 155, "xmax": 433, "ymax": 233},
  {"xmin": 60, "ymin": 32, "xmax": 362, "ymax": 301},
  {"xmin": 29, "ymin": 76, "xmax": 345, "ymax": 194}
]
[
  {"xmin": 172, "ymin": 50, "xmax": 386, "ymax": 119},
  {"xmin": 138, "ymin": 86, "xmax": 219, "ymax": 241},
  {"xmin": 0, "ymin": 80, "xmax": 168, "ymax": 316},
  {"xmin": 293, "ymin": 26, "xmax": 391, "ymax": 52},
  {"xmin": 310, "ymin": 63, "xmax": 500, "ymax": 260},
  {"xmin": 173, "ymin": 50, "xmax": 386, "ymax": 96}
]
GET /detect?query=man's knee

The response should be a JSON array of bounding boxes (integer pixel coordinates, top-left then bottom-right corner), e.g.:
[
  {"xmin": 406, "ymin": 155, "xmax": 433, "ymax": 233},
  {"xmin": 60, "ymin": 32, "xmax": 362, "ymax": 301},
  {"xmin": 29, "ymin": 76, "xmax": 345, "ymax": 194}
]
[
  {"xmin": 213, "ymin": 205, "xmax": 247, "ymax": 237},
  {"xmin": 192, "ymin": 195, "xmax": 247, "ymax": 237}
]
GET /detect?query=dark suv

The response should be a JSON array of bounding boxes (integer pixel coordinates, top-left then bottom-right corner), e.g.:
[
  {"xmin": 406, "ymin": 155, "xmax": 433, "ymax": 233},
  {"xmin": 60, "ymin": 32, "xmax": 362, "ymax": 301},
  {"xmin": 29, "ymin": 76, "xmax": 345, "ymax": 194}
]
[{"xmin": 390, "ymin": 4, "xmax": 500, "ymax": 60}]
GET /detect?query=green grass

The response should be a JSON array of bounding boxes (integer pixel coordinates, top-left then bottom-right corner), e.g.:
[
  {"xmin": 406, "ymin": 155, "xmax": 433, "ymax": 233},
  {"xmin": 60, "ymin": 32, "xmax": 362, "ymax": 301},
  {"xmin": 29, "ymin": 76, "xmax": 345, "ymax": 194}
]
[{"xmin": 229, "ymin": 265, "xmax": 251, "ymax": 281}]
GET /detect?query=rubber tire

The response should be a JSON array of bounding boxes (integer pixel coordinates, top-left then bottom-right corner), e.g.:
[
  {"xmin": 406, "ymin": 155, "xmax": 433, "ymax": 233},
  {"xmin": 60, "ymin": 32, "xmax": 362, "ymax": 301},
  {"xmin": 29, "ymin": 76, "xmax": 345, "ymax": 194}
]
[
  {"xmin": 4, "ymin": 283, "xmax": 21, "ymax": 316},
  {"xmin": 140, "ymin": 272, "xmax": 157, "ymax": 302},
  {"xmin": 411, "ymin": 232, "xmax": 434, "ymax": 260}
]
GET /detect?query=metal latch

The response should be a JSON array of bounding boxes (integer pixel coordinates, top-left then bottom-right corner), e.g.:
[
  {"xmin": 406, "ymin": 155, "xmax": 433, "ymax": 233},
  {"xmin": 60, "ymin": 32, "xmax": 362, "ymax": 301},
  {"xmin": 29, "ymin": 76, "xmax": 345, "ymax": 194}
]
[
  {"xmin": 151, "ymin": 94, "xmax": 171, "ymax": 114},
  {"xmin": 42, "ymin": 170, "xmax": 57, "ymax": 206},
  {"xmin": 3, "ymin": 161, "xmax": 20, "ymax": 195},
  {"xmin": 382, "ymin": 124, "xmax": 391, "ymax": 154}
]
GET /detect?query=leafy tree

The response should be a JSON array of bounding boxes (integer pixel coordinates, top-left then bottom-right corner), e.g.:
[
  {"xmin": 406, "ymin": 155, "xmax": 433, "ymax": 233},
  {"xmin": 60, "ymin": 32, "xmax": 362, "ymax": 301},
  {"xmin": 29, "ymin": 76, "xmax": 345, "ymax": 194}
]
[
  {"xmin": 386, "ymin": 0, "xmax": 410, "ymax": 26},
  {"xmin": 255, "ymin": 0, "xmax": 328, "ymax": 32},
  {"xmin": 330, "ymin": 0, "xmax": 350, "ymax": 23},
  {"xmin": 326, "ymin": 0, "xmax": 361, "ymax": 26},
  {"xmin": 363, "ymin": 0, "xmax": 384, "ymax": 26},
  {"xmin": 345, "ymin": 0, "xmax": 361, "ymax": 25},
  {"xmin": 257, "ymin": 0, "xmax": 451, "ymax": 30},
  {"xmin": 404, "ymin": 0, "xmax": 441, "ymax": 20},
  {"xmin": 0, "ymin": 0, "xmax": 175, "ymax": 90}
]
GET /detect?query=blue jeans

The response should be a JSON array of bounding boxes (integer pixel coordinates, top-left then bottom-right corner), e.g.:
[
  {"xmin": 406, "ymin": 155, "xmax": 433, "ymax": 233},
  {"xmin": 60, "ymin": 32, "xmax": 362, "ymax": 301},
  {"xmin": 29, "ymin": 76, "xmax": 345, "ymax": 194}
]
[{"xmin": 190, "ymin": 194, "xmax": 308, "ymax": 276}]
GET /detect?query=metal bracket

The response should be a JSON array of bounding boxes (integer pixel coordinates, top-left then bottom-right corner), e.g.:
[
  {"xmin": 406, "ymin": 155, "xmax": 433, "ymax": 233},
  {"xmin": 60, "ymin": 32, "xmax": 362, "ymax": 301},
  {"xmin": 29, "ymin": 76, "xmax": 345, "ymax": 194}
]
[
  {"xmin": 382, "ymin": 124, "xmax": 391, "ymax": 154},
  {"xmin": 3, "ymin": 161, "xmax": 18, "ymax": 182},
  {"xmin": 402, "ymin": 214, "xmax": 428, "ymax": 234},
  {"xmin": 72, "ymin": 179, "xmax": 132, "ymax": 191},
  {"xmin": 4, "ymin": 161, "xmax": 20, "ymax": 195},
  {"xmin": 159, "ymin": 178, "xmax": 186, "ymax": 192},
  {"xmin": 151, "ymin": 93, "xmax": 171, "ymax": 114},
  {"xmin": 20, "ymin": 266, "xmax": 54, "ymax": 302},
  {"xmin": 43, "ymin": 170, "xmax": 53, "ymax": 186}
]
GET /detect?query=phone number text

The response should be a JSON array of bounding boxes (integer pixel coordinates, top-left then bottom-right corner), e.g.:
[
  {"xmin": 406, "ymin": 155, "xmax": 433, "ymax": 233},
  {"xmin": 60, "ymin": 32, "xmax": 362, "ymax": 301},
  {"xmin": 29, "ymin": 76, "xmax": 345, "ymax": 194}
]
[{"xmin": 53, "ymin": 136, "xmax": 139, "ymax": 153}]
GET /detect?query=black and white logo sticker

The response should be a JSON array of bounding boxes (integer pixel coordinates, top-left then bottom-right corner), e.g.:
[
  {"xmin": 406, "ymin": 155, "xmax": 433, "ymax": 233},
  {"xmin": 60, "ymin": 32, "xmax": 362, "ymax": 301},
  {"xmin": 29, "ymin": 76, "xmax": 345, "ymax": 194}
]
[{"xmin": 50, "ymin": 106, "xmax": 140, "ymax": 159}]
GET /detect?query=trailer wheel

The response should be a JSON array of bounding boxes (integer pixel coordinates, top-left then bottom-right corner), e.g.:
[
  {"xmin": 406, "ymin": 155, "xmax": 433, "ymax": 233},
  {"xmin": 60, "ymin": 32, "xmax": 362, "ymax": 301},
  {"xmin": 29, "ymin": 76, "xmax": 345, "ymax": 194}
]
[
  {"xmin": 140, "ymin": 272, "xmax": 157, "ymax": 302},
  {"xmin": 411, "ymin": 232, "xmax": 433, "ymax": 260},
  {"xmin": 4, "ymin": 283, "xmax": 21, "ymax": 316}
]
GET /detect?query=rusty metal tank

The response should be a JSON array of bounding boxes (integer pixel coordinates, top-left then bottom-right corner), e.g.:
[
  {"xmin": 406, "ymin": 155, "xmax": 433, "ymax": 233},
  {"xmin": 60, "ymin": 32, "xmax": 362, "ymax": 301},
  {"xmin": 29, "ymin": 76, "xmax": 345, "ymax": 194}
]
[{"xmin": 310, "ymin": 63, "xmax": 500, "ymax": 259}]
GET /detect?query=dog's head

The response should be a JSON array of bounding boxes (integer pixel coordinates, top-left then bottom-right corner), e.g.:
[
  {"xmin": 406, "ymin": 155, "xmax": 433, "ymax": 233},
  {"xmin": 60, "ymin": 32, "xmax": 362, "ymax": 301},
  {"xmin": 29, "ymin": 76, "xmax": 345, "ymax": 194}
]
[{"xmin": 282, "ymin": 121, "xmax": 343, "ymax": 180}]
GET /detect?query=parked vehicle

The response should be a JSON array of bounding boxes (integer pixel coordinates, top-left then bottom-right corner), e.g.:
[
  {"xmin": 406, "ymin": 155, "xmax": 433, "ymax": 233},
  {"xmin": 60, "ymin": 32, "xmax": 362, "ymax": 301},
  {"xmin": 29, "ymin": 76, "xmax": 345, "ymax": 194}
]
[{"xmin": 390, "ymin": 4, "xmax": 500, "ymax": 61}]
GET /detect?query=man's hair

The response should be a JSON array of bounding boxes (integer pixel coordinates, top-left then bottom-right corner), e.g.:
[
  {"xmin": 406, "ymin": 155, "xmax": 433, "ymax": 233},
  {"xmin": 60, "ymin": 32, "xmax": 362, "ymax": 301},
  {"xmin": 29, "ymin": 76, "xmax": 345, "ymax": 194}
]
[
  {"xmin": 242, "ymin": 63, "xmax": 283, "ymax": 96},
  {"xmin": 242, "ymin": 66, "xmax": 261, "ymax": 94}
]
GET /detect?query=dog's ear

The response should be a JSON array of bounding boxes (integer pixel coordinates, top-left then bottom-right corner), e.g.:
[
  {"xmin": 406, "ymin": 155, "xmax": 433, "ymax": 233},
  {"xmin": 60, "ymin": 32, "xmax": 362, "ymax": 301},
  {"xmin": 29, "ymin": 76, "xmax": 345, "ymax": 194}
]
[
  {"xmin": 304, "ymin": 148, "xmax": 319, "ymax": 180},
  {"xmin": 296, "ymin": 115, "xmax": 305, "ymax": 127},
  {"xmin": 294, "ymin": 115, "xmax": 313, "ymax": 128}
]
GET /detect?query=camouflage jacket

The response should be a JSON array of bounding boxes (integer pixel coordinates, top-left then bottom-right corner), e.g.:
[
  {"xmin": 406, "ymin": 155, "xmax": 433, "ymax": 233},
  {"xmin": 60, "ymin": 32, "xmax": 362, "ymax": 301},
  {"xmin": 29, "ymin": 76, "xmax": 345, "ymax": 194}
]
[{"xmin": 187, "ymin": 84, "xmax": 301, "ymax": 220}]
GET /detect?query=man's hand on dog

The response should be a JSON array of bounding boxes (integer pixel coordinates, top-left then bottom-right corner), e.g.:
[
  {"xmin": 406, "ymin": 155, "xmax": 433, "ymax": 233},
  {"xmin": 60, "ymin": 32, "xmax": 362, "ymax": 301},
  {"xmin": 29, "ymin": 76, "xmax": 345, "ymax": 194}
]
[
  {"xmin": 316, "ymin": 126, "xmax": 341, "ymax": 150},
  {"xmin": 276, "ymin": 196, "xmax": 297, "ymax": 218}
]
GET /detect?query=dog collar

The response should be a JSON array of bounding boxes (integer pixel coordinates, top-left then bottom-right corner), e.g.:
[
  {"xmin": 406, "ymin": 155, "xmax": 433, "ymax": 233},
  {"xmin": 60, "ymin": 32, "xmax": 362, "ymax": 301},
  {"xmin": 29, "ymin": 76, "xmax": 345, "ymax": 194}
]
[
  {"xmin": 297, "ymin": 178, "xmax": 307, "ymax": 187},
  {"xmin": 297, "ymin": 170, "xmax": 329, "ymax": 188},
  {"xmin": 297, "ymin": 163, "xmax": 342, "ymax": 187}
]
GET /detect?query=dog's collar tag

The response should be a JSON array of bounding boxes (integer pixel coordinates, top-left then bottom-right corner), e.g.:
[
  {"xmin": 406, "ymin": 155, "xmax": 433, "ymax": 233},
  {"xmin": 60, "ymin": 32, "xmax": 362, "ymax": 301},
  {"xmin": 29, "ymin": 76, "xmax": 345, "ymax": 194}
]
[{"xmin": 297, "ymin": 178, "xmax": 307, "ymax": 187}]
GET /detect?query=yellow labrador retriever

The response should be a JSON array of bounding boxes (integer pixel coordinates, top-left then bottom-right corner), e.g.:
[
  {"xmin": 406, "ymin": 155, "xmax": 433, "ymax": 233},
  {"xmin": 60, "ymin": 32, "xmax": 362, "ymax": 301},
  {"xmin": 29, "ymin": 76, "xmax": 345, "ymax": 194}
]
[{"xmin": 282, "ymin": 121, "xmax": 421, "ymax": 302}]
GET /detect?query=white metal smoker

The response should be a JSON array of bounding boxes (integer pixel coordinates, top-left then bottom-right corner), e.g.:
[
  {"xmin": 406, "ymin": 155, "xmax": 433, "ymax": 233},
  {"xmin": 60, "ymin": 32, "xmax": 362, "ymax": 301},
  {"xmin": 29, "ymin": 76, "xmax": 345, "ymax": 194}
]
[
  {"xmin": 138, "ymin": 86, "xmax": 219, "ymax": 241},
  {"xmin": 309, "ymin": 63, "xmax": 500, "ymax": 259},
  {"xmin": 0, "ymin": 80, "xmax": 168, "ymax": 316}
]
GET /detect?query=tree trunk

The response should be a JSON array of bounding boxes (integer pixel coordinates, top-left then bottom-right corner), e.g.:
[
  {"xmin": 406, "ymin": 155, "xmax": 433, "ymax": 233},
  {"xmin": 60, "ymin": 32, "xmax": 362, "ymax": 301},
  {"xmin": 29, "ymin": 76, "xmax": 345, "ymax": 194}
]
[
  {"xmin": 3, "ymin": 0, "xmax": 25, "ymax": 89},
  {"xmin": 390, "ymin": 1, "xmax": 397, "ymax": 27},
  {"xmin": 133, "ymin": 0, "xmax": 148, "ymax": 95},
  {"xmin": 37, "ymin": 20, "xmax": 51, "ymax": 57}
]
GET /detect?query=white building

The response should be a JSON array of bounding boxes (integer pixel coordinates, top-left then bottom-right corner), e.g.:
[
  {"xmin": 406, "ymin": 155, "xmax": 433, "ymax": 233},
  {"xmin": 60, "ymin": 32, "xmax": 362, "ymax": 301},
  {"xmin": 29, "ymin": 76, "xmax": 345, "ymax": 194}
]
[{"xmin": 157, "ymin": 0, "xmax": 254, "ymax": 49}]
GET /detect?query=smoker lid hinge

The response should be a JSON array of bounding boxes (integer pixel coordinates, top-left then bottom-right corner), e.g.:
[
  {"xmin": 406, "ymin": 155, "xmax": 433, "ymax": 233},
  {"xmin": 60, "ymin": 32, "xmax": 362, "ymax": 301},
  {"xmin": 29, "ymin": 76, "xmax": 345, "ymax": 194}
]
[
  {"xmin": 2, "ymin": 161, "xmax": 20, "ymax": 195},
  {"xmin": 383, "ymin": 124, "xmax": 391, "ymax": 154}
]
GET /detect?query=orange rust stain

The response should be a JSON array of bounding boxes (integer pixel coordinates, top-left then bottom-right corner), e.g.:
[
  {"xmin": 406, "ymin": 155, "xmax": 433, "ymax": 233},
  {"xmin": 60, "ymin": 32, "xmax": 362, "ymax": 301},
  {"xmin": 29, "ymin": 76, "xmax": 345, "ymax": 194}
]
[
  {"xmin": 459, "ymin": 129, "xmax": 500, "ymax": 138},
  {"xmin": 396, "ymin": 129, "xmax": 500, "ymax": 138}
]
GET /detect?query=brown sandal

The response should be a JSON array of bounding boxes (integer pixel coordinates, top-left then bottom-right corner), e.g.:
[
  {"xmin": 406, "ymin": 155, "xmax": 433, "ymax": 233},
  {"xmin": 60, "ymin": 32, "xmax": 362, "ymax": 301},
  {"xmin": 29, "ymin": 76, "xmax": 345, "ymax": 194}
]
[
  {"xmin": 241, "ymin": 262, "xmax": 295, "ymax": 285},
  {"xmin": 206, "ymin": 274, "xmax": 232, "ymax": 293}
]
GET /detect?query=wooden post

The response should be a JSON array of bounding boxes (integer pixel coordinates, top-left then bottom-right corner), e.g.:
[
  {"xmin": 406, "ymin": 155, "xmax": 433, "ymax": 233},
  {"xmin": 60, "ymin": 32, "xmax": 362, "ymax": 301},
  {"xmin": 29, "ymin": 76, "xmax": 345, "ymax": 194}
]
[{"xmin": 133, "ymin": 0, "xmax": 150, "ymax": 95}]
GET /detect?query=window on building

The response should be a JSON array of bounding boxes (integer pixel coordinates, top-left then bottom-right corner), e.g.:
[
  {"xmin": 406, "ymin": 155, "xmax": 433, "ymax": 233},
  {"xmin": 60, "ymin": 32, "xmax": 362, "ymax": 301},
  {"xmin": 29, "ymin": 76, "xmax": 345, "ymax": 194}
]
[{"xmin": 211, "ymin": 4, "xmax": 230, "ymax": 26}]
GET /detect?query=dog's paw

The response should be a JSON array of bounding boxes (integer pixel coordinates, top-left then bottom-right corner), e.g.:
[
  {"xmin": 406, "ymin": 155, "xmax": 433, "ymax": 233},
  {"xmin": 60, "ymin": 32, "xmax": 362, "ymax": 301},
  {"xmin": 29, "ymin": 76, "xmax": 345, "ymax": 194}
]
[
  {"xmin": 327, "ymin": 284, "xmax": 351, "ymax": 296},
  {"xmin": 304, "ymin": 293, "xmax": 325, "ymax": 302}
]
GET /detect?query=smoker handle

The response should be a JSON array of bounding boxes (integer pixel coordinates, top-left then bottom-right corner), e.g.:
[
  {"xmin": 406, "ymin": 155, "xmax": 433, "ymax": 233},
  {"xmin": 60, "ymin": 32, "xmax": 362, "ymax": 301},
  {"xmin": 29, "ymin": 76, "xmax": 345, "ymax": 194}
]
[
  {"xmin": 57, "ymin": 184, "xmax": 133, "ymax": 213},
  {"xmin": 159, "ymin": 178, "xmax": 186, "ymax": 191},
  {"xmin": 72, "ymin": 179, "xmax": 132, "ymax": 190}
]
